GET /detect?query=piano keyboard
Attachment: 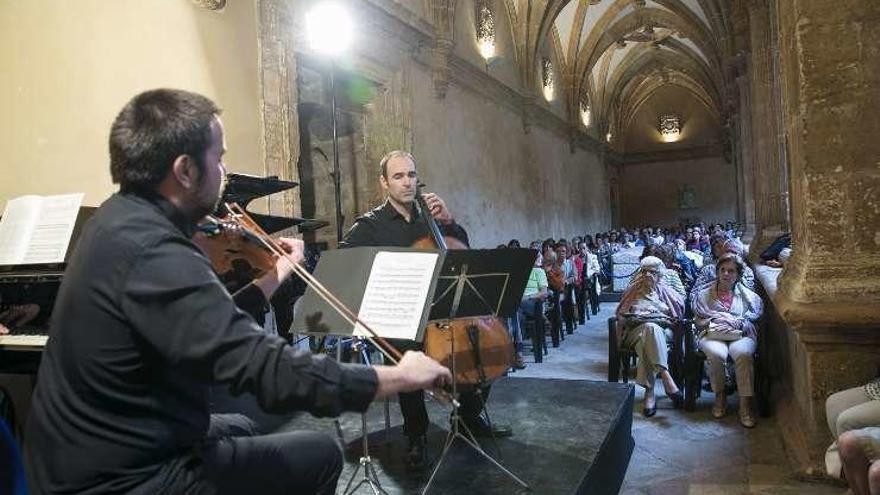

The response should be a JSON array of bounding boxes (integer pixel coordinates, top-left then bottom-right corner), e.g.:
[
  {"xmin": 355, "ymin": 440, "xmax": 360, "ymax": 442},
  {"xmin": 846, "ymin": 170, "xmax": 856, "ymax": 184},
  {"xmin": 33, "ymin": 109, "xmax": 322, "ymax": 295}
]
[{"xmin": 0, "ymin": 334, "xmax": 48, "ymax": 349}]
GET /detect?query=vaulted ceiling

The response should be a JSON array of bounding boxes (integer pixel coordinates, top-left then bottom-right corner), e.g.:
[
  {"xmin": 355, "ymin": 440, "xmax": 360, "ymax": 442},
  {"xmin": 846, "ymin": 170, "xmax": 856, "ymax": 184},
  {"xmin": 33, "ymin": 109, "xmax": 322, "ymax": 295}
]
[{"xmin": 419, "ymin": 0, "xmax": 735, "ymax": 154}]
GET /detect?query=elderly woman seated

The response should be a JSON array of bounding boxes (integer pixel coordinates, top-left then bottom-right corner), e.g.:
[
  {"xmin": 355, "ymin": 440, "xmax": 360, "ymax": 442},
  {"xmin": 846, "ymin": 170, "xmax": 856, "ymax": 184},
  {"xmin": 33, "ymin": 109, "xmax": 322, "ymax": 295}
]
[
  {"xmin": 615, "ymin": 256, "xmax": 685, "ymax": 417},
  {"xmin": 691, "ymin": 253, "xmax": 764, "ymax": 428}
]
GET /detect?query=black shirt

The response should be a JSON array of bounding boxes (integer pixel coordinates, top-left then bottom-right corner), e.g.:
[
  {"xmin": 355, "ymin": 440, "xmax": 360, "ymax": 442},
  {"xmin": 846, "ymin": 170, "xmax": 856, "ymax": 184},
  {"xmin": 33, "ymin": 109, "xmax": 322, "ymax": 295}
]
[
  {"xmin": 339, "ymin": 200, "xmax": 469, "ymax": 248},
  {"xmin": 26, "ymin": 192, "xmax": 378, "ymax": 494}
]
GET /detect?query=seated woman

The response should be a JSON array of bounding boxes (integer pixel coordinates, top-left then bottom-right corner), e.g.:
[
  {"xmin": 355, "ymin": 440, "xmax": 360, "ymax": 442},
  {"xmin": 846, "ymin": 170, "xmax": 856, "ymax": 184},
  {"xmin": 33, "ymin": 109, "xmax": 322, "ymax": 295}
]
[
  {"xmin": 692, "ymin": 253, "xmax": 763, "ymax": 428},
  {"xmin": 615, "ymin": 256, "xmax": 685, "ymax": 417},
  {"xmin": 514, "ymin": 252, "xmax": 549, "ymax": 363}
]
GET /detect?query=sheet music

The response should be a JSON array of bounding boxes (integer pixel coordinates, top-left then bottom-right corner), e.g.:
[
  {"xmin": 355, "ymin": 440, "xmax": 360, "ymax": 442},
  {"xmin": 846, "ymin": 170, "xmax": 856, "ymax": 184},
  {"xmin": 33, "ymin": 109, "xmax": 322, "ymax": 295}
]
[
  {"xmin": 0, "ymin": 193, "xmax": 84, "ymax": 266},
  {"xmin": 354, "ymin": 251, "xmax": 439, "ymax": 340}
]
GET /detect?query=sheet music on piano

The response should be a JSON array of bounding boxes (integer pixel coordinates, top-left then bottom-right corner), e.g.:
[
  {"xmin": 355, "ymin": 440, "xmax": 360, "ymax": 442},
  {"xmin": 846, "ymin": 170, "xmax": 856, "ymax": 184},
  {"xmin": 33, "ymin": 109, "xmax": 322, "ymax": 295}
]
[{"xmin": 0, "ymin": 193, "xmax": 84, "ymax": 266}]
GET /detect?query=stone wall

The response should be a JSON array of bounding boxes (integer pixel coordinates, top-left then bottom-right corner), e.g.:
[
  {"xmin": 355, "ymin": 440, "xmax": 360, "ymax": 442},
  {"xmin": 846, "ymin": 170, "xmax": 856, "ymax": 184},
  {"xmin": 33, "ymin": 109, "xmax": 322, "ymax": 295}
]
[
  {"xmin": 762, "ymin": 0, "xmax": 880, "ymax": 476},
  {"xmin": 618, "ymin": 155, "xmax": 736, "ymax": 228}
]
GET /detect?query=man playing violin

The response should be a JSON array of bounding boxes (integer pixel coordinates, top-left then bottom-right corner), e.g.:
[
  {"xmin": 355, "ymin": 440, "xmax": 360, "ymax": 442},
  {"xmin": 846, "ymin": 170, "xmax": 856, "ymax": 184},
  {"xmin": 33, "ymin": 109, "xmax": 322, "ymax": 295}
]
[
  {"xmin": 341, "ymin": 150, "xmax": 512, "ymax": 471},
  {"xmin": 25, "ymin": 89, "xmax": 452, "ymax": 495}
]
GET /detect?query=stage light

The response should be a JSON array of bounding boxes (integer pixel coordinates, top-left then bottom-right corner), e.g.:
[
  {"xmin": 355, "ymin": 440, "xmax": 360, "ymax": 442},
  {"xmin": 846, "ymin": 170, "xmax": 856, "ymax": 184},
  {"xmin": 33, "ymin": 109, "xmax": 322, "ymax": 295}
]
[
  {"xmin": 305, "ymin": 1, "xmax": 354, "ymax": 242},
  {"xmin": 305, "ymin": 2, "xmax": 353, "ymax": 57}
]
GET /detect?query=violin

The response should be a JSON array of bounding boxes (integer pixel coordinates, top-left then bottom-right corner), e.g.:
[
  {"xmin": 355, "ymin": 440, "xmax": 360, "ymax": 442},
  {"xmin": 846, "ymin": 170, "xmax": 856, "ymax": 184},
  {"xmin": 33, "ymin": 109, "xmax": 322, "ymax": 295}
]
[
  {"xmin": 414, "ymin": 184, "xmax": 515, "ymax": 388},
  {"xmin": 193, "ymin": 216, "xmax": 276, "ymax": 279}
]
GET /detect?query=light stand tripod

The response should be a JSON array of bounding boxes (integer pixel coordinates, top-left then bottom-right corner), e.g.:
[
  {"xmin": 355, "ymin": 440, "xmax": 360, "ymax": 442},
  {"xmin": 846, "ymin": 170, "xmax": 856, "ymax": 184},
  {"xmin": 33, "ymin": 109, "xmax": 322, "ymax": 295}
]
[
  {"xmin": 342, "ymin": 337, "xmax": 389, "ymax": 495},
  {"xmin": 421, "ymin": 264, "xmax": 530, "ymax": 495}
]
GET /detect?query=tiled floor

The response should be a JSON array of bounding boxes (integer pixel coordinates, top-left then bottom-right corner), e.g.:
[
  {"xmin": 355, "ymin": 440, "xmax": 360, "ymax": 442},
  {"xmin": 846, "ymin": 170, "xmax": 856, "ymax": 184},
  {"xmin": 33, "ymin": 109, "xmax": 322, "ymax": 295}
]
[{"xmin": 510, "ymin": 304, "xmax": 846, "ymax": 495}]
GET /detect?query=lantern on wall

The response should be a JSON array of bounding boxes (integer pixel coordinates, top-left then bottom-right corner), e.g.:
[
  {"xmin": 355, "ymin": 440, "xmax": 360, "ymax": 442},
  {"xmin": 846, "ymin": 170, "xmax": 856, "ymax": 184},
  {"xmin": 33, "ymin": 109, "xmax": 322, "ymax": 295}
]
[
  {"xmin": 580, "ymin": 101, "xmax": 592, "ymax": 127},
  {"xmin": 659, "ymin": 114, "xmax": 681, "ymax": 143},
  {"xmin": 476, "ymin": 1, "xmax": 497, "ymax": 61},
  {"xmin": 542, "ymin": 58, "xmax": 555, "ymax": 101}
]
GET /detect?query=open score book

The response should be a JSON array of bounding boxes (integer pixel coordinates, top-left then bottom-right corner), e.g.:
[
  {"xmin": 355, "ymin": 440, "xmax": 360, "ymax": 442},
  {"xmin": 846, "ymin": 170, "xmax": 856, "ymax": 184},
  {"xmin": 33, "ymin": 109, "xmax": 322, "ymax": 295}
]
[{"xmin": 0, "ymin": 193, "xmax": 84, "ymax": 266}]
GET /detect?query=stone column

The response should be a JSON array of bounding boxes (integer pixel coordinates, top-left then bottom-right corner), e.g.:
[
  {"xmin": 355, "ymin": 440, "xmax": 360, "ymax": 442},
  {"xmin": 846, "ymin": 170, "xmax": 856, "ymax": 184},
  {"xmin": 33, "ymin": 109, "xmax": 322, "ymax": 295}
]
[
  {"xmin": 746, "ymin": 0, "xmax": 787, "ymax": 256},
  {"xmin": 257, "ymin": 0, "xmax": 300, "ymax": 221},
  {"xmin": 772, "ymin": 0, "xmax": 880, "ymax": 475},
  {"xmin": 736, "ymin": 73, "xmax": 757, "ymax": 241}
]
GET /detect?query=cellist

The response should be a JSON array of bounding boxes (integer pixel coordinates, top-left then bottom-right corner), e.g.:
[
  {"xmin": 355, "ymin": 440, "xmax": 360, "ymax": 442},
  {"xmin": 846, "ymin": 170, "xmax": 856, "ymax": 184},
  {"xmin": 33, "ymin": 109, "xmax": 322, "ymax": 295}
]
[{"xmin": 340, "ymin": 150, "xmax": 513, "ymax": 471}]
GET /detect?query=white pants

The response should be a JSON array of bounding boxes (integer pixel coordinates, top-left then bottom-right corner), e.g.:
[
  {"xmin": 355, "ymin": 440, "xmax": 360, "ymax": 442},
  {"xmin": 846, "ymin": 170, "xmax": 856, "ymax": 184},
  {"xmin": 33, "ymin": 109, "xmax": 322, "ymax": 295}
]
[
  {"xmin": 699, "ymin": 337, "xmax": 756, "ymax": 397},
  {"xmin": 824, "ymin": 386, "xmax": 880, "ymax": 477},
  {"xmin": 623, "ymin": 322, "xmax": 672, "ymax": 389}
]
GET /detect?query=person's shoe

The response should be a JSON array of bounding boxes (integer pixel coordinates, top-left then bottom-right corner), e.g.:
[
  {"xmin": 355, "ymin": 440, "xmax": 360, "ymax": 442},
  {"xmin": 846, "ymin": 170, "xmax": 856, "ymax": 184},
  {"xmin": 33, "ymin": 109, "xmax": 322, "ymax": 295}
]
[
  {"xmin": 739, "ymin": 407, "xmax": 756, "ymax": 428},
  {"xmin": 668, "ymin": 391, "xmax": 684, "ymax": 409},
  {"xmin": 405, "ymin": 435, "xmax": 427, "ymax": 471},
  {"xmin": 712, "ymin": 395, "xmax": 726, "ymax": 419},
  {"xmin": 458, "ymin": 416, "xmax": 513, "ymax": 438},
  {"xmin": 513, "ymin": 353, "xmax": 526, "ymax": 370},
  {"xmin": 739, "ymin": 398, "xmax": 756, "ymax": 428},
  {"xmin": 643, "ymin": 395, "xmax": 657, "ymax": 417}
]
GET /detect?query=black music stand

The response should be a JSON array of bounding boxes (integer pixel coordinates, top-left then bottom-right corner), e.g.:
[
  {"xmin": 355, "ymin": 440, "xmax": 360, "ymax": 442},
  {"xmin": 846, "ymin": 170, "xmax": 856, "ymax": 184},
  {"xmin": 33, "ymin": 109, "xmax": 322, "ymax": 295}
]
[{"xmin": 421, "ymin": 248, "xmax": 535, "ymax": 495}]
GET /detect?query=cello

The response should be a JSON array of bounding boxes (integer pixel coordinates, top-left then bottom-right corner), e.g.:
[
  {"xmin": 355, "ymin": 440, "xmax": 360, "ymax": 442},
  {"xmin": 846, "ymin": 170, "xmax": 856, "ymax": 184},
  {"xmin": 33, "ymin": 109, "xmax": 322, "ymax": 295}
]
[{"xmin": 414, "ymin": 185, "xmax": 514, "ymax": 388}]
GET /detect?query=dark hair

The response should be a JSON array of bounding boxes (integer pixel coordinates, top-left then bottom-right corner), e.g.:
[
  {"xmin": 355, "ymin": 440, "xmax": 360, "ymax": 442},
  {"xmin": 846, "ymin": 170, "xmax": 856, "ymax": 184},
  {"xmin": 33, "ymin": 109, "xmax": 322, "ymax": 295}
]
[
  {"xmin": 110, "ymin": 89, "xmax": 221, "ymax": 193},
  {"xmin": 378, "ymin": 150, "xmax": 415, "ymax": 178},
  {"xmin": 507, "ymin": 239, "xmax": 521, "ymax": 248},
  {"xmin": 716, "ymin": 253, "xmax": 745, "ymax": 280}
]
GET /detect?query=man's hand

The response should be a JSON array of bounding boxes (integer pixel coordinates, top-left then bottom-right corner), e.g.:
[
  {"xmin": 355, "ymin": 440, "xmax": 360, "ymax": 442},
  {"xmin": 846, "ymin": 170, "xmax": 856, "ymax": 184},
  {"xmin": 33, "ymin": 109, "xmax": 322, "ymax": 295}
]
[
  {"xmin": 254, "ymin": 237, "xmax": 304, "ymax": 300},
  {"xmin": 373, "ymin": 351, "xmax": 452, "ymax": 399},
  {"xmin": 421, "ymin": 193, "xmax": 453, "ymax": 225},
  {"xmin": 0, "ymin": 323, "xmax": 8, "ymax": 335},
  {"xmin": 273, "ymin": 237, "xmax": 305, "ymax": 281}
]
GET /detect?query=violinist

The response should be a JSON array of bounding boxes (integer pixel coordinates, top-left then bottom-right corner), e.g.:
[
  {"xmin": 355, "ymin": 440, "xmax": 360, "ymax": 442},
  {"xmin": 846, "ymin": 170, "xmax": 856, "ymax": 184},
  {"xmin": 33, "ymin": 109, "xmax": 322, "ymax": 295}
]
[
  {"xmin": 25, "ymin": 89, "xmax": 451, "ymax": 495},
  {"xmin": 341, "ymin": 150, "xmax": 513, "ymax": 471}
]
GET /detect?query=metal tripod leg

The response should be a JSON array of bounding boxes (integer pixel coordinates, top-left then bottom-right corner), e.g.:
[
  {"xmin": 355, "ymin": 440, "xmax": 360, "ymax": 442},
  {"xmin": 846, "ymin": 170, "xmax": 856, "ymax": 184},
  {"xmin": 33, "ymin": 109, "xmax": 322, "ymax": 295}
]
[
  {"xmin": 420, "ymin": 402, "xmax": 529, "ymax": 495},
  {"xmin": 420, "ymin": 323, "xmax": 529, "ymax": 495},
  {"xmin": 342, "ymin": 337, "xmax": 389, "ymax": 495}
]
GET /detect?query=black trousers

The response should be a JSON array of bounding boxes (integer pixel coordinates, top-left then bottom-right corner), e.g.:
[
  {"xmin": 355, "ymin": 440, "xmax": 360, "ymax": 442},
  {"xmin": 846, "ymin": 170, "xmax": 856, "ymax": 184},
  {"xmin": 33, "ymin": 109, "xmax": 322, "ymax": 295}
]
[
  {"xmin": 587, "ymin": 274, "xmax": 600, "ymax": 314},
  {"xmin": 139, "ymin": 414, "xmax": 342, "ymax": 495},
  {"xmin": 391, "ymin": 339, "xmax": 490, "ymax": 438}
]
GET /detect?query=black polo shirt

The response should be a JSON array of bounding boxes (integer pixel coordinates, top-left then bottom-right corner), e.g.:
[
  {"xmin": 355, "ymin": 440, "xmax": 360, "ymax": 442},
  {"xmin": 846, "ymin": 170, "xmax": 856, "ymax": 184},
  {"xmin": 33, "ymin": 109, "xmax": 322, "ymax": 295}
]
[
  {"xmin": 339, "ymin": 200, "xmax": 469, "ymax": 248},
  {"xmin": 26, "ymin": 191, "xmax": 378, "ymax": 494}
]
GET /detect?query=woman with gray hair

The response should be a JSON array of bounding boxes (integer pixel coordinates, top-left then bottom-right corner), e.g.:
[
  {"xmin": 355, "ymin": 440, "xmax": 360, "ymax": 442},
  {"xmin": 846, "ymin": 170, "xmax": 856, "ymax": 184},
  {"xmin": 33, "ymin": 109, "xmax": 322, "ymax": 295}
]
[
  {"xmin": 691, "ymin": 253, "xmax": 764, "ymax": 427},
  {"xmin": 616, "ymin": 256, "xmax": 685, "ymax": 416}
]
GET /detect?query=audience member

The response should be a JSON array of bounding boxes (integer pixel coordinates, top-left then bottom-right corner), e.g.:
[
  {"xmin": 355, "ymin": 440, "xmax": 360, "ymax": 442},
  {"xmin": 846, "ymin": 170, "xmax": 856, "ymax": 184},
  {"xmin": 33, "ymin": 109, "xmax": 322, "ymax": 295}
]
[
  {"xmin": 691, "ymin": 253, "xmax": 763, "ymax": 428},
  {"xmin": 616, "ymin": 256, "xmax": 685, "ymax": 417}
]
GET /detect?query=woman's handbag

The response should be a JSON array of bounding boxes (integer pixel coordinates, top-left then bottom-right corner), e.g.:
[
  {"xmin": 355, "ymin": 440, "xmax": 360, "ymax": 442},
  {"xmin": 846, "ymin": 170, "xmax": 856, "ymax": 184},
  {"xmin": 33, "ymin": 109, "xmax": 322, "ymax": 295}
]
[{"xmin": 701, "ymin": 323, "xmax": 743, "ymax": 341}]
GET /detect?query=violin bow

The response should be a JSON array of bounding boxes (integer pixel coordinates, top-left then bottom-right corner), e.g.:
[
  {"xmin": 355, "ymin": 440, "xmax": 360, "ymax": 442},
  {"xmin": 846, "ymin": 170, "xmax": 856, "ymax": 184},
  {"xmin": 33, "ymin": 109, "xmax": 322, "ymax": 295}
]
[{"xmin": 223, "ymin": 203, "xmax": 458, "ymax": 407}]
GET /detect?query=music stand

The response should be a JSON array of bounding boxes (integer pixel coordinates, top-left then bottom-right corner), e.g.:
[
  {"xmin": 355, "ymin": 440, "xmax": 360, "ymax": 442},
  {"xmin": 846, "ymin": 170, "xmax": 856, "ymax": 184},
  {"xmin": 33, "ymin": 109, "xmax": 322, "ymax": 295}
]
[
  {"xmin": 341, "ymin": 337, "xmax": 389, "ymax": 495},
  {"xmin": 421, "ymin": 248, "xmax": 535, "ymax": 495},
  {"xmin": 291, "ymin": 247, "xmax": 446, "ymax": 494}
]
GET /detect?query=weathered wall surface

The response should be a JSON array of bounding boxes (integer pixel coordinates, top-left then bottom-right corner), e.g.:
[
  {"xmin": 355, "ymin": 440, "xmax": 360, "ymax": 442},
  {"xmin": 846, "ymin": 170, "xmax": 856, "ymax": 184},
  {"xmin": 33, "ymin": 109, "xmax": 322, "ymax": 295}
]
[
  {"xmin": 409, "ymin": 66, "xmax": 609, "ymax": 248},
  {"xmin": 618, "ymin": 155, "xmax": 736, "ymax": 228},
  {"xmin": 0, "ymin": 0, "xmax": 264, "ymax": 208}
]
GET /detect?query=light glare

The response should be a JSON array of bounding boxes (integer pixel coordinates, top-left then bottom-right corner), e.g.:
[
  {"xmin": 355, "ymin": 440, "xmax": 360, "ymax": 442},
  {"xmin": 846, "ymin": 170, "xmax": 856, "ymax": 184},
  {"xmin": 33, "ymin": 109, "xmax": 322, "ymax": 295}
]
[{"xmin": 306, "ymin": 2, "xmax": 353, "ymax": 56}]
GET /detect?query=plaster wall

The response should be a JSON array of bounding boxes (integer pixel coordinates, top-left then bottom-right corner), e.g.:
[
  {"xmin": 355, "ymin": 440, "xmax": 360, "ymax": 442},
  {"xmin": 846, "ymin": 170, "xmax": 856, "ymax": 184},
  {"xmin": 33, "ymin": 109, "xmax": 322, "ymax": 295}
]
[
  {"xmin": 0, "ymin": 0, "xmax": 263, "ymax": 208},
  {"xmin": 618, "ymin": 155, "xmax": 735, "ymax": 227},
  {"xmin": 410, "ymin": 66, "xmax": 609, "ymax": 247}
]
